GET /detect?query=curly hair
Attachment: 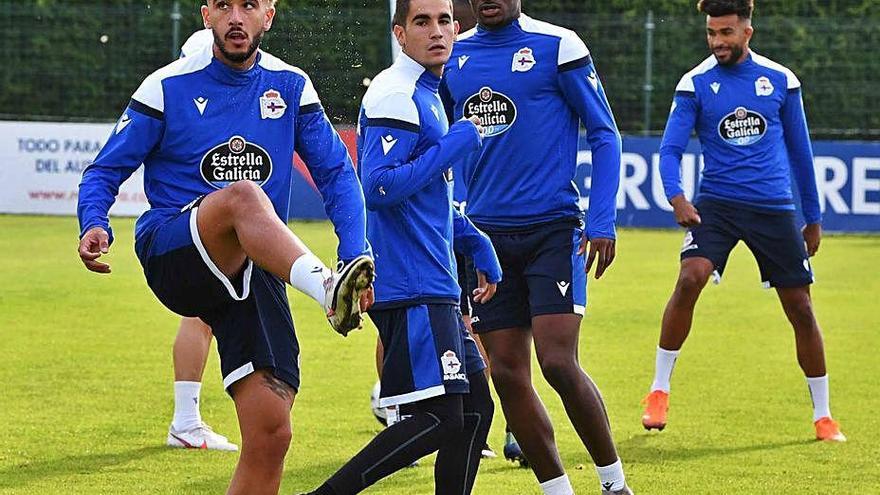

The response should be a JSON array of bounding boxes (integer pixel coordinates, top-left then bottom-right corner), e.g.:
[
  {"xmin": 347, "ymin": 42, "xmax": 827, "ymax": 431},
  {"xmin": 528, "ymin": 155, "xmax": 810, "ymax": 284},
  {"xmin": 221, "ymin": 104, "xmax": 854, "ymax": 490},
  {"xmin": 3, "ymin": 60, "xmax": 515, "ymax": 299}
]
[{"xmin": 697, "ymin": 0, "xmax": 754, "ymax": 19}]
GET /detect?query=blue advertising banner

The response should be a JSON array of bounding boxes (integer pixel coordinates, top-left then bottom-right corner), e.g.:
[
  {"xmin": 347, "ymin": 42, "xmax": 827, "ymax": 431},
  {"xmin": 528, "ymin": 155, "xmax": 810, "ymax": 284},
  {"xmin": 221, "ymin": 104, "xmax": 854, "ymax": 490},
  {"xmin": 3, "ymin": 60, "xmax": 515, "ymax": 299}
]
[
  {"xmin": 290, "ymin": 131, "xmax": 879, "ymax": 233},
  {"xmin": 574, "ymin": 136, "xmax": 879, "ymax": 232}
]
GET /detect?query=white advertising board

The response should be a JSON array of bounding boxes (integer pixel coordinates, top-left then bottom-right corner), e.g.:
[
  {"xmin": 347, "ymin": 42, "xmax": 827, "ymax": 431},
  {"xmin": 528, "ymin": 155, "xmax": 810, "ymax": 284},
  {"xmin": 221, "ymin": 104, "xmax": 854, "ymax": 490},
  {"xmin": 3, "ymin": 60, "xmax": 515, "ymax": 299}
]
[{"xmin": 0, "ymin": 121, "xmax": 148, "ymax": 217}]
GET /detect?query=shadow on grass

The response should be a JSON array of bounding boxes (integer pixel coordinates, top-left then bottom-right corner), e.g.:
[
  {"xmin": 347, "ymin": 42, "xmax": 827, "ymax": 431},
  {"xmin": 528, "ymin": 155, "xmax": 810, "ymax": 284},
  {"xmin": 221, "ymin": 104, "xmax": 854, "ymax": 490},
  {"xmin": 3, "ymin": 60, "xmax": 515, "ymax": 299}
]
[
  {"xmin": 617, "ymin": 434, "xmax": 813, "ymax": 463},
  {"xmin": 0, "ymin": 445, "xmax": 167, "ymax": 490}
]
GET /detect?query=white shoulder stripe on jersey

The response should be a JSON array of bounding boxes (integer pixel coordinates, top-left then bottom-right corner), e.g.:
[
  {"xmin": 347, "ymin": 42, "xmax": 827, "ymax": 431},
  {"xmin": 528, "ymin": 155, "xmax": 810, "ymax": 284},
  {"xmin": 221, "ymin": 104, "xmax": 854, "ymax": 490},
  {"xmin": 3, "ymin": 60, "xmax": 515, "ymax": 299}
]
[
  {"xmin": 132, "ymin": 48, "xmax": 213, "ymax": 114},
  {"xmin": 180, "ymin": 29, "xmax": 213, "ymax": 58},
  {"xmin": 518, "ymin": 14, "xmax": 591, "ymax": 66},
  {"xmin": 258, "ymin": 51, "xmax": 322, "ymax": 107},
  {"xmin": 751, "ymin": 52, "xmax": 801, "ymax": 89},
  {"xmin": 456, "ymin": 26, "xmax": 477, "ymax": 41},
  {"xmin": 361, "ymin": 55, "xmax": 423, "ymax": 126},
  {"xmin": 676, "ymin": 55, "xmax": 718, "ymax": 92}
]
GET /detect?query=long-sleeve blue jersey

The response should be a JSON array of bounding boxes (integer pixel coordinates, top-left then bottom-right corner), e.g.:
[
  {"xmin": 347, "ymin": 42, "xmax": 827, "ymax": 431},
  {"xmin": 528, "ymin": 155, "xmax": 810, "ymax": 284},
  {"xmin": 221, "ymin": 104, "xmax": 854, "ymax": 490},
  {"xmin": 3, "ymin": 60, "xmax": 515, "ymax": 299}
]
[
  {"xmin": 78, "ymin": 45, "xmax": 368, "ymax": 260},
  {"xmin": 440, "ymin": 14, "xmax": 621, "ymax": 238},
  {"xmin": 357, "ymin": 53, "xmax": 502, "ymax": 308},
  {"xmin": 659, "ymin": 52, "xmax": 821, "ymax": 224}
]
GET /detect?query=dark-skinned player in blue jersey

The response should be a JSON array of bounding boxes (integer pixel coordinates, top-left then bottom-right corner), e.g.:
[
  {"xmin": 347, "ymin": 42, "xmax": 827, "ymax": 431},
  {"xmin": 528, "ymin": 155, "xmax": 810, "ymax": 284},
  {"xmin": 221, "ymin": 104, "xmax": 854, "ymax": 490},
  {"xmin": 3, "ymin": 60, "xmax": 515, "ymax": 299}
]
[
  {"xmin": 641, "ymin": 0, "xmax": 845, "ymax": 444},
  {"xmin": 441, "ymin": 1, "xmax": 632, "ymax": 494}
]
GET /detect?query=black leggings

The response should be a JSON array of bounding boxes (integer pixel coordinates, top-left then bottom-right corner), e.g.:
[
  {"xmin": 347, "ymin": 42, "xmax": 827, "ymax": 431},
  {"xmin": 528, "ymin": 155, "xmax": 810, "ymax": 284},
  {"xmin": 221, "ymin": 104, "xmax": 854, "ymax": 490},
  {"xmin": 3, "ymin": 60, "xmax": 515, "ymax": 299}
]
[{"xmin": 324, "ymin": 371, "xmax": 494, "ymax": 495}]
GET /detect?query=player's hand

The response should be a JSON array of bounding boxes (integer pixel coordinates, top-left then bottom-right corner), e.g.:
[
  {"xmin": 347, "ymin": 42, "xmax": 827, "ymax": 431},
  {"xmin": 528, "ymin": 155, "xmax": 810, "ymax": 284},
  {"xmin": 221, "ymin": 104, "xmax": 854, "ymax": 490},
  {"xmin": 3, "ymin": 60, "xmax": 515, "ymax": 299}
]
[
  {"xmin": 578, "ymin": 234, "xmax": 617, "ymax": 279},
  {"xmin": 79, "ymin": 226, "xmax": 112, "ymax": 274},
  {"xmin": 359, "ymin": 285, "xmax": 375, "ymax": 312},
  {"xmin": 580, "ymin": 235, "xmax": 616, "ymax": 279},
  {"xmin": 467, "ymin": 115, "xmax": 484, "ymax": 137},
  {"xmin": 670, "ymin": 195, "xmax": 701, "ymax": 227},
  {"xmin": 472, "ymin": 270, "xmax": 496, "ymax": 304},
  {"xmin": 803, "ymin": 223, "xmax": 822, "ymax": 257}
]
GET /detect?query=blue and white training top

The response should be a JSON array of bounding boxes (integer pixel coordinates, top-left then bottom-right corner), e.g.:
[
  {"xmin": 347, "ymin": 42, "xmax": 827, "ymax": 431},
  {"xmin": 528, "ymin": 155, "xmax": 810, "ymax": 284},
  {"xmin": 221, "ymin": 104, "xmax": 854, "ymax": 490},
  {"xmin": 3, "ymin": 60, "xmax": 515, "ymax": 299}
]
[
  {"xmin": 659, "ymin": 51, "xmax": 821, "ymax": 224},
  {"xmin": 357, "ymin": 53, "xmax": 502, "ymax": 308},
  {"xmin": 78, "ymin": 43, "xmax": 368, "ymax": 261},
  {"xmin": 441, "ymin": 14, "xmax": 621, "ymax": 238}
]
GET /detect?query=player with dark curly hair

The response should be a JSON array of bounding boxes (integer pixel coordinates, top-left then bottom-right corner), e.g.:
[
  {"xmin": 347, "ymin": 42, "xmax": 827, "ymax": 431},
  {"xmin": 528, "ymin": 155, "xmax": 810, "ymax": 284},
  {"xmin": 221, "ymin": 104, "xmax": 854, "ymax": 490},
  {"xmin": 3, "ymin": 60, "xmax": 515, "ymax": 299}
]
[{"xmin": 641, "ymin": 0, "xmax": 846, "ymax": 443}]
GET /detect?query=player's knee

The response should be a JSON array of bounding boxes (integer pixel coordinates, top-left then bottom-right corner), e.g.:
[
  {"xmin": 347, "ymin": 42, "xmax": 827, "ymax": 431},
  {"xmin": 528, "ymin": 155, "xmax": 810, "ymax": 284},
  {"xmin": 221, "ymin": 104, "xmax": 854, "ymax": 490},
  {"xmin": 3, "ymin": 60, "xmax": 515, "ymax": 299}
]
[
  {"xmin": 247, "ymin": 419, "xmax": 292, "ymax": 460},
  {"xmin": 488, "ymin": 360, "xmax": 529, "ymax": 392},
  {"xmin": 676, "ymin": 269, "xmax": 709, "ymax": 296},
  {"xmin": 225, "ymin": 180, "xmax": 268, "ymax": 209},
  {"xmin": 538, "ymin": 355, "xmax": 580, "ymax": 393},
  {"xmin": 784, "ymin": 295, "xmax": 816, "ymax": 329}
]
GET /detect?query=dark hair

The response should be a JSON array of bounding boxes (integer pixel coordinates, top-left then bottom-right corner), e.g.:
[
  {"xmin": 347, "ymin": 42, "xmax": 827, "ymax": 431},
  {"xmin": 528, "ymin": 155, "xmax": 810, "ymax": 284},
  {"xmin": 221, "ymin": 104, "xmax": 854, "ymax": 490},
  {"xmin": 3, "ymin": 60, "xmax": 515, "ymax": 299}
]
[
  {"xmin": 697, "ymin": 0, "xmax": 754, "ymax": 19},
  {"xmin": 392, "ymin": 0, "xmax": 454, "ymax": 27}
]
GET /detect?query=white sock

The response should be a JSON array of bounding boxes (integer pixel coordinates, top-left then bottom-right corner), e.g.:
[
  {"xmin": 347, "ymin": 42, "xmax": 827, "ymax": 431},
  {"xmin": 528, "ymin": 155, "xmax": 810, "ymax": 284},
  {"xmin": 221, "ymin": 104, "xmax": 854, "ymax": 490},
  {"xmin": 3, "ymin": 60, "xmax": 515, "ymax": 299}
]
[
  {"xmin": 650, "ymin": 346, "xmax": 680, "ymax": 392},
  {"xmin": 806, "ymin": 375, "xmax": 831, "ymax": 422},
  {"xmin": 172, "ymin": 381, "xmax": 202, "ymax": 431},
  {"xmin": 289, "ymin": 252, "xmax": 331, "ymax": 306},
  {"xmin": 540, "ymin": 474, "xmax": 573, "ymax": 495},
  {"xmin": 596, "ymin": 458, "xmax": 626, "ymax": 491}
]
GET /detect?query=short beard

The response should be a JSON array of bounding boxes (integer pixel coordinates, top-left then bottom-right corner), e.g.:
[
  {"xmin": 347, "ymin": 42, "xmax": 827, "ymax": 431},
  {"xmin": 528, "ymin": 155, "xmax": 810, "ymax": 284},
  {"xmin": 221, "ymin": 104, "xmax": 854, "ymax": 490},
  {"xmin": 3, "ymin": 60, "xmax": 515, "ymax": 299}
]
[
  {"xmin": 213, "ymin": 29, "xmax": 263, "ymax": 65},
  {"xmin": 716, "ymin": 44, "xmax": 744, "ymax": 66}
]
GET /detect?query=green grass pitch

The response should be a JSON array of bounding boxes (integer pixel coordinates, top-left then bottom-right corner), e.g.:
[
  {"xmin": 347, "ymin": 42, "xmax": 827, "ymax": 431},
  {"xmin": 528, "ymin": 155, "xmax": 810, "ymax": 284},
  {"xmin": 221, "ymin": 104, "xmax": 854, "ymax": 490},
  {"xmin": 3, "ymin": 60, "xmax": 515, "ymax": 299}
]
[{"xmin": 1, "ymin": 215, "xmax": 878, "ymax": 494}]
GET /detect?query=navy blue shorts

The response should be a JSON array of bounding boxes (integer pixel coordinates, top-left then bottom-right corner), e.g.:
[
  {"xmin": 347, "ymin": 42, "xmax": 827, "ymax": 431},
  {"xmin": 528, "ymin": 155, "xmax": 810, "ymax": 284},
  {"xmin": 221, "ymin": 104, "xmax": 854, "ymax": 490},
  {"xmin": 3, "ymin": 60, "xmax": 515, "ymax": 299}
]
[
  {"xmin": 470, "ymin": 219, "xmax": 587, "ymax": 333},
  {"xmin": 455, "ymin": 253, "xmax": 476, "ymax": 315},
  {"xmin": 370, "ymin": 303, "xmax": 486, "ymax": 408},
  {"xmin": 135, "ymin": 201, "xmax": 300, "ymax": 393},
  {"xmin": 682, "ymin": 198, "xmax": 814, "ymax": 288}
]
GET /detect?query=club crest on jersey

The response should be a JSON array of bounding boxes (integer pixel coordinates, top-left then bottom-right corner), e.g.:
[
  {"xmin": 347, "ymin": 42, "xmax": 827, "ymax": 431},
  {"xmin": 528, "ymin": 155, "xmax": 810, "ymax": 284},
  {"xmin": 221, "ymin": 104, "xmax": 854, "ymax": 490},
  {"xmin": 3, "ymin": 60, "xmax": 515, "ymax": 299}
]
[
  {"xmin": 511, "ymin": 47, "xmax": 536, "ymax": 72},
  {"xmin": 755, "ymin": 76, "xmax": 774, "ymax": 96},
  {"xmin": 200, "ymin": 135, "xmax": 273, "ymax": 189},
  {"xmin": 259, "ymin": 89, "xmax": 287, "ymax": 119},
  {"xmin": 462, "ymin": 87, "xmax": 517, "ymax": 137},
  {"xmin": 441, "ymin": 350, "xmax": 465, "ymax": 381},
  {"xmin": 718, "ymin": 106, "xmax": 767, "ymax": 146}
]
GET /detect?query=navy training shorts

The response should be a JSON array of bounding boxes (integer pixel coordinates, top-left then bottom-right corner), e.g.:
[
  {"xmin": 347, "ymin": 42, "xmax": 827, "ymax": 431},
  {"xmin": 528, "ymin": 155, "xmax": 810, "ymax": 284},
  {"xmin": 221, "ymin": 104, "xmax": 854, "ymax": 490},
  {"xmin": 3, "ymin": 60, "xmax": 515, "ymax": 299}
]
[
  {"xmin": 470, "ymin": 219, "xmax": 587, "ymax": 333},
  {"xmin": 370, "ymin": 303, "xmax": 486, "ymax": 408},
  {"xmin": 135, "ymin": 199, "xmax": 300, "ymax": 394},
  {"xmin": 681, "ymin": 198, "xmax": 814, "ymax": 288}
]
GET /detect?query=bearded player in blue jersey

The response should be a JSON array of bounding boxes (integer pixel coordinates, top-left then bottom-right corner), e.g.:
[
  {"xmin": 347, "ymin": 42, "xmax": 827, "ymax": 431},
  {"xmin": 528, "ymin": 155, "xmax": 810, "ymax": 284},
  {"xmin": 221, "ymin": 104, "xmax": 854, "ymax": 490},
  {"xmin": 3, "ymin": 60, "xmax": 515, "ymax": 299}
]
[
  {"xmin": 441, "ymin": 1, "xmax": 632, "ymax": 494},
  {"xmin": 301, "ymin": 1, "xmax": 501, "ymax": 494},
  {"xmin": 640, "ymin": 0, "xmax": 845, "ymax": 443},
  {"xmin": 76, "ymin": 1, "xmax": 375, "ymax": 493}
]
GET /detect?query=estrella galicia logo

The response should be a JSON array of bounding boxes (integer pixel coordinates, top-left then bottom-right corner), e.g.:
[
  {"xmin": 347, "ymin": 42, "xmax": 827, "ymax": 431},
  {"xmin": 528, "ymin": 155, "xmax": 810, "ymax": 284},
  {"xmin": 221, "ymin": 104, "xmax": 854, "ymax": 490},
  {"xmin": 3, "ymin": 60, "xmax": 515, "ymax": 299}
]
[
  {"xmin": 718, "ymin": 106, "xmax": 767, "ymax": 146},
  {"xmin": 200, "ymin": 135, "xmax": 273, "ymax": 189},
  {"xmin": 462, "ymin": 86, "xmax": 517, "ymax": 137}
]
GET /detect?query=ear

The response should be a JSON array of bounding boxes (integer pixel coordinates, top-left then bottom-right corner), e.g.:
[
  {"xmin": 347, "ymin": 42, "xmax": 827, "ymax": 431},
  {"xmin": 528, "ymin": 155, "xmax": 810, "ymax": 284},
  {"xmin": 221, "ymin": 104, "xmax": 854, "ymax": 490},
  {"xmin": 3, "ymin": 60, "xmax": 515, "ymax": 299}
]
[
  {"xmin": 201, "ymin": 4, "xmax": 211, "ymax": 29},
  {"xmin": 264, "ymin": 5, "xmax": 276, "ymax": 31},
  {"xmin": 454, "ymin": 19, "xmax": 460, "ymax": 37},
  {"xmin": 393, "ymin": 24, "xmax": 406, "ymax": 48},
  {"xmin": 743, "ymin": 23, "xmax": 754, "ymax": 41}
]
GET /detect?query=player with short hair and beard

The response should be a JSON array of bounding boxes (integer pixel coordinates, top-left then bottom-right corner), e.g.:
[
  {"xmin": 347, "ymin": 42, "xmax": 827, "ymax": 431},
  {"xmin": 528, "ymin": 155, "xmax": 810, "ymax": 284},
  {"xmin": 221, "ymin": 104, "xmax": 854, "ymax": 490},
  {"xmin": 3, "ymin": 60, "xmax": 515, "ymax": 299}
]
[
  {"xmin": 441, "ymin": 1, "xmax": 631, "ymax": 494},
  {"xmin": 640, "ymin": 0, "xmax": 846, "ymax": 443},
  {"xmin": 77, "ymin": 1, "xmax": 375, "ymax": 493},
  {"xmin": 300, "ymin": 0, "xmax": 501, "ymax": 494}
]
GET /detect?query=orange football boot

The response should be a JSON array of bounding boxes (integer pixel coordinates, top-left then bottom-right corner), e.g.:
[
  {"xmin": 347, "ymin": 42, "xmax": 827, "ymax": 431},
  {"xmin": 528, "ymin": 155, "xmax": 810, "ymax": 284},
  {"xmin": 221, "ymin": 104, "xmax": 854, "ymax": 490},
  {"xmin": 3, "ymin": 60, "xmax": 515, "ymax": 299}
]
[
  {"xmin": 641, "ymin": 390, "xmax": 669, "ymax": 431},
  {"xmin": 814, "ymin": 416, "xmax": 846, "ymax": 442}
]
